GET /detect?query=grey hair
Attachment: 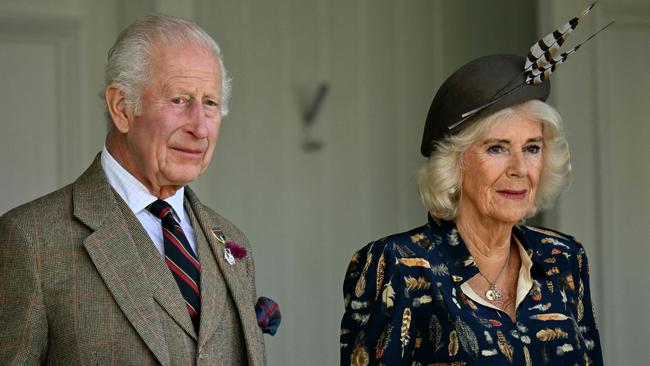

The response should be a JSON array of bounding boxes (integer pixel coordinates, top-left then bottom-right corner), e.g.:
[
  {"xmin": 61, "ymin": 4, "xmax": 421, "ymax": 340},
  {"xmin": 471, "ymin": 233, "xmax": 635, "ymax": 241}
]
[
  {"xmin": 418, "ymin": 100, "xmax": 572, "ymax": 220},
  {"xmin": 101, "ymin": 14, "xmax": 232, "ymax": 130}
]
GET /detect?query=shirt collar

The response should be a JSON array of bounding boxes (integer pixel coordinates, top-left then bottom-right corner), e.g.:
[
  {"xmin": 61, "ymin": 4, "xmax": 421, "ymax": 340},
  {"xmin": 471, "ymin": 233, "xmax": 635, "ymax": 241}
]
[
  {"xmin": 101, "ymin": 145, "xmax": 186, "ymax": 221},
  {"xmin": 513, "ymin": 225, "xmax": 572, "ymax": 276}
]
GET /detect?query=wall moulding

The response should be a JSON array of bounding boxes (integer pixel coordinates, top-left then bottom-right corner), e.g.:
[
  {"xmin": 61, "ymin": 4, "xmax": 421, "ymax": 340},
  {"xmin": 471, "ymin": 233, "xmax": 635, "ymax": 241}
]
[{"xmin": 0, "ymin": 16, "xmax": 82, "ymax": 185}]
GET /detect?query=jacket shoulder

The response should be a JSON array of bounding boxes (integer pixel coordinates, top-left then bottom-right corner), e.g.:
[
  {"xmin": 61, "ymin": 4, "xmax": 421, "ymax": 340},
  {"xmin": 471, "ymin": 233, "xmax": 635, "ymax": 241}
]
[
  {"xmin": 1, "ymin": 184, "xmax": 73, "ymax": 224},
  {"xmin": 354, "ymin": 223, "xmax": 433, "ymax": 261},
  {"xmin": 519, "ymin": 225, "xmax": 585, "ymax": 255},
  {"xmin": 345, "ymin": 223, "xmax": 435, "ymax": 285}
]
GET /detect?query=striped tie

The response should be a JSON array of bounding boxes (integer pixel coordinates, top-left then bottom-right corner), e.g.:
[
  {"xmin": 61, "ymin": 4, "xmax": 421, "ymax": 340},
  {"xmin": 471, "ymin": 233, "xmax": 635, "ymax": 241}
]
[{"xmin": 147, "ymin": 200, "xmax": 201, "ymax": 333}]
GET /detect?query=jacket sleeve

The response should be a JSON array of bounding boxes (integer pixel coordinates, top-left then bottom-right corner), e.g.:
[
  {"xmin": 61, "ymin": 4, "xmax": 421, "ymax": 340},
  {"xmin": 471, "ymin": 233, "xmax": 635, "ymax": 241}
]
[
  {"xmin": 0, "ymin": 212, "xmax": 48, "ymax": 365},
  {"xmin": 573, "ymin": 243, "xmax": 604, "ymax": 365},
  {"xmin": 340, "ymin": 242, "xmax": 417, "ymax": 365}
]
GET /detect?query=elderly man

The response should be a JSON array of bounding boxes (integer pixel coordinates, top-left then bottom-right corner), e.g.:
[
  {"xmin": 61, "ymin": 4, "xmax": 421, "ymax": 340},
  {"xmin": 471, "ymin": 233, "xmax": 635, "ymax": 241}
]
[{"xmin": 0, "ymin": 15, "xmax": 265, "ymax": 365}]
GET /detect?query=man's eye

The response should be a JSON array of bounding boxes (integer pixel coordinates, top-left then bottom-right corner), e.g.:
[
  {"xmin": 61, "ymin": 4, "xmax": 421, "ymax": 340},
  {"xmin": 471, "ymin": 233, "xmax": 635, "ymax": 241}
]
[
  {"xmin": 487, "ymin": 145, "xmax": 505, "ymax": 154},
  {"xmin": 525, "ymin": 145, "xmax": 542, "ymax": 154},
  {"xmin": 204, "ymin": 99, "xmax": 219, "ymax": 107},
  {"xmin": 171, "ymin": 97, "xmax": 186, "ymax": 105}
]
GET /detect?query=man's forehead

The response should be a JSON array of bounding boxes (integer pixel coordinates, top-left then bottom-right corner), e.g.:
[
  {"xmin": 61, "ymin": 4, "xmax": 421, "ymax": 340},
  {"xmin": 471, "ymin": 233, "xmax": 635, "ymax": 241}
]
[
  {"xmin": 148, "ymin": 45, "xmax": 221, "ymax": 77},
  {"xmin": 149, "ymin": 41, "xmax": 219, "ymax": 69}
]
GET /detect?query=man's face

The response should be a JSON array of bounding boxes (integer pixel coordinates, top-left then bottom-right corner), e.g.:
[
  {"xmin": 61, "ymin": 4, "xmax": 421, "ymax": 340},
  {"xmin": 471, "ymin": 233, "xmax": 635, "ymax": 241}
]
[{"xmin": 124, "ymin": 43, "xmax": 223, "ymax": 193}]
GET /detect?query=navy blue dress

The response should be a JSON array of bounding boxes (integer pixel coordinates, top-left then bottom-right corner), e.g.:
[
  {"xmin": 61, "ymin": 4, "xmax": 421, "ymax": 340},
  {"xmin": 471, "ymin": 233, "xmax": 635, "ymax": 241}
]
[{"xmin": 340, "ymin": 217, "xmax": 603, "ymax": 365}]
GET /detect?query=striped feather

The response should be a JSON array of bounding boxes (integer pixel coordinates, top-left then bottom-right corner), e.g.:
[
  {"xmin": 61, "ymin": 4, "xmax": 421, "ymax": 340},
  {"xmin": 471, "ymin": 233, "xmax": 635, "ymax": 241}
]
[
  {"xmin": 375, "ymin": 252, "xmax": 385, "ymax": 300},
  {"xmin": 536, "ymin": 328, "xmax": 569, "ymax": 341},
  {"xmin": 355, "ymin": 252, "xmax": 373, "ymax": 297},
  {"xmin": 400, "ymin": 308, "xmax": 412, "ymax": 357},
  {"xmin": 497, "ymin": 330, "xmax": 513, "ymax": 363},
  {"xmin": 578, "ymin": 277, "xmax": 585, "ymax": 321},
  {"xmin": 526, "ymin": 20, "xmax": 614, "ymax": 84},
  {"xmin": 525, "ymin": 1, "xmax": 598, "ymax": 72}
]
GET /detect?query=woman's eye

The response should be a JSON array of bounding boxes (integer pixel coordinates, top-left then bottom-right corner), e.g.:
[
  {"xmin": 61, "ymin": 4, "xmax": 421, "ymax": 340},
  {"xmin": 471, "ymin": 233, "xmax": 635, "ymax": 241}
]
[
  {"xmin": 525, "ymin": 145, "xmax": 542, "ymax": 154},
  {"xmin": 487, "ymin": 145, "xmax": 505, "ymax": 154}
]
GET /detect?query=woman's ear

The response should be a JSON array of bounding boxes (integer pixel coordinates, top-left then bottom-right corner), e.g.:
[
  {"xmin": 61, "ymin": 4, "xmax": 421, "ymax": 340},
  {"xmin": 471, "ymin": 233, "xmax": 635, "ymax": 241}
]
[{"xmin": 105, "ymin": 83, "xmax": 134, "ymax": 133}]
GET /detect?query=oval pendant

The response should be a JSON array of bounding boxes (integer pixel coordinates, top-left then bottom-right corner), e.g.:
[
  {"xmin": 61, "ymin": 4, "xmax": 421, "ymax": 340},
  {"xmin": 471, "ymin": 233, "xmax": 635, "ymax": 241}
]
[{"xmin": 486, "ymin": 288, "xmax": 501, "ymax": 301}]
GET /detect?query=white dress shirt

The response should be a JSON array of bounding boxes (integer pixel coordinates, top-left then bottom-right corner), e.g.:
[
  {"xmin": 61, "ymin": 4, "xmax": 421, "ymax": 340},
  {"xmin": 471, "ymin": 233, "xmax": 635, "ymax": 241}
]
[{"xmin": 100, "ymin": 146, "xmax": 198, "ymax": 257}]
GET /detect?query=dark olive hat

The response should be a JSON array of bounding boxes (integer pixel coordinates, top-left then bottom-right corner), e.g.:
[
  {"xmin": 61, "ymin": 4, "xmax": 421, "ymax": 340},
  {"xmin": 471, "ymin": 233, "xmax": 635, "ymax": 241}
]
[{"xmin": 420, "ymin": 54, "xmax": 550, "ymax": 157}]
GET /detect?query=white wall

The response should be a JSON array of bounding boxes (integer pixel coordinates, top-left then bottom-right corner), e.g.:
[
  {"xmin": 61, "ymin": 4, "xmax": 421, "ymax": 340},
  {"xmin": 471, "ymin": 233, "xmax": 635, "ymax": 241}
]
[
  {"xmin": 17, "ymin": 1, "xmax": 646, "ymax": 366},
  {"xmin": 189, "ymin": 1, "xmax": 537, "ymax": 364},
  {"xmin": 539, "ymin": 1, "xmax": 650, "ymax": 365}
]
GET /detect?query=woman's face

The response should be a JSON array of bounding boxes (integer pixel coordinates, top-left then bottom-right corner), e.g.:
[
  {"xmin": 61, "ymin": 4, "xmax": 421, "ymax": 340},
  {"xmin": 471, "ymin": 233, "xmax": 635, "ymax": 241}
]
[{"xmin": 458, "ymin": 115, "xmax": 543, "ymax": 226}]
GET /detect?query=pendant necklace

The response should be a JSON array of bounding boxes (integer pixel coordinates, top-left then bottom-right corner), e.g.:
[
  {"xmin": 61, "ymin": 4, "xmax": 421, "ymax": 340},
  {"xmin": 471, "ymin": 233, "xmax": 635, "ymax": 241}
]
[{"xmin": 478, "ymin": 248, "xmax": 511, "ymax": 302}]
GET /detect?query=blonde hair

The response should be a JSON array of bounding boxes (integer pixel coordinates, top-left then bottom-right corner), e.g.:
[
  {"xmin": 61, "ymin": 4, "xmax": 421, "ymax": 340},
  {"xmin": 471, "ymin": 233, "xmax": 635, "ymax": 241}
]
[{"xmin": 418, "ymin": 100, "xmax": 571, "ymax": 220}]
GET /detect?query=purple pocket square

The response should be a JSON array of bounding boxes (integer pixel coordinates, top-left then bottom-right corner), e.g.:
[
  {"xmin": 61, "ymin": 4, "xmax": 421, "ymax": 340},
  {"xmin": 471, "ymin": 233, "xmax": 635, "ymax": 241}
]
[{"xmin": 255, "ymin": 296, "xmax": 281, "ymax": 336}]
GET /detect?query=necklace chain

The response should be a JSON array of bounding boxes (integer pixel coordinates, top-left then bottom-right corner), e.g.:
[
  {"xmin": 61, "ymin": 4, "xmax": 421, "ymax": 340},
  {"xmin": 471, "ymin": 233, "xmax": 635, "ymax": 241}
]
[{"xmin": 477, "ymin": 246, "xmax": 511, "ymax": 302}]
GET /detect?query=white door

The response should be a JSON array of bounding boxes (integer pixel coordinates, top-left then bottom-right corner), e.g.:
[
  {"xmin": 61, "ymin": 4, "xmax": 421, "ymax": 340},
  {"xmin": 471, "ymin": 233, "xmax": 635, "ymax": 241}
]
[{"xmin": 0, "ymin": 1, "xmax": 118, "ymax": 213}]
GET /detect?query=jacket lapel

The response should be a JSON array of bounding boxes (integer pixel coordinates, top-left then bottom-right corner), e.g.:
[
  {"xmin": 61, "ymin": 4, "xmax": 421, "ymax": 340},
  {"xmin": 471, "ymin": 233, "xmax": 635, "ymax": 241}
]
[
  {"xmin": 73, "ymin": 155, "xmax": 171, "ymax": 366},
  {"xmin": 185, "ymin": 203, "xmax": 227, "ymax": 349},
  {"xmin": 116, "ymin": 196, "xmax": 198, "ymax": 340},
  {"xmin": 185, "ymin": 188, "xmax": 265, "ymax": 365}
]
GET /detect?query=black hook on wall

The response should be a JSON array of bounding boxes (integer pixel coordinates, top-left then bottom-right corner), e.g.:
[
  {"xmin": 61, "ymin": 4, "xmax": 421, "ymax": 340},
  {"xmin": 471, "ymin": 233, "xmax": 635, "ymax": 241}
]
[{"xmin": 302, "ymin": 83, "xmax": 329, "ymax": 152}]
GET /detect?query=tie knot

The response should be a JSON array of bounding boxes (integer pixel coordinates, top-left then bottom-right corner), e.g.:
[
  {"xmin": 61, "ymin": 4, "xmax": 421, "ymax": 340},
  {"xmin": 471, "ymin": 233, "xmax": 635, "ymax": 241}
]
[{"xmin": 147, "ymin": 199, "xmax": 173, "ymax": 219}]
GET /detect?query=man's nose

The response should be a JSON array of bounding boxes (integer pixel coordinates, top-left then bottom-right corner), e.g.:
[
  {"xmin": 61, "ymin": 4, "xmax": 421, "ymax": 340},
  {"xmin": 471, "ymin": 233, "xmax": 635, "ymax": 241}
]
[{"xmin": 187, "ymin": 102, "xmax": 210, "ymax": 138}]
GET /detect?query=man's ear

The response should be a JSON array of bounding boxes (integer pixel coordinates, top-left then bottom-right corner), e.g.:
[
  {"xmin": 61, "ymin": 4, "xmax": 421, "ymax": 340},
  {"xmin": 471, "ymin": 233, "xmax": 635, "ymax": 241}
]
[{"xmin": 105, "ymin": 83, "xmax": 134, "ymax": 133}]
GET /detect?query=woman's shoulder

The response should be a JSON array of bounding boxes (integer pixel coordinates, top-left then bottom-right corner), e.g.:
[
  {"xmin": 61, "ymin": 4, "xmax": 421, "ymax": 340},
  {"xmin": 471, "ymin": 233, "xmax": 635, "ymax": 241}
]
[
  {"xmin": 344, "ymin": 223, "xmax": 449, "ymax": 288},
  {"xmin": 517, "ymin": 224, "xmax": 587, "ymax": 256},
  {"xmin": 351, "ymin": 223, "xmax": 438, "ymax": 262}
]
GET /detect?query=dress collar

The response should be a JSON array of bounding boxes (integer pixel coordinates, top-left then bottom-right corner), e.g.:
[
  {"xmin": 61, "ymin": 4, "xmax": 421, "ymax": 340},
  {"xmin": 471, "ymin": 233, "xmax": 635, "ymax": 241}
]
[{"xmin": 426, "ymin": 215, "xmax": 555, "ymax": 285}]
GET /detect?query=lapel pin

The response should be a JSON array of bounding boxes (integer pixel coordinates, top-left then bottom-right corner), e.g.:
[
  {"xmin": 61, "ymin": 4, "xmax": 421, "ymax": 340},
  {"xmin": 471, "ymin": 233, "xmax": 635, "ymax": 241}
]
[
  {"xmin": 224, "ymin": 247, "xmax": 236, "ymax": 265},
  {"xmin": 211, "ymin": 226, "xmax": 248, "ymax": 265}
]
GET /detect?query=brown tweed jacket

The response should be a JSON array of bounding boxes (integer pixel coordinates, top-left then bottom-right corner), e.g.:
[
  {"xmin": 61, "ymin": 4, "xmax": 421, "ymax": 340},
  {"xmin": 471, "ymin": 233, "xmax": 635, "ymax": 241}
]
[{"xmin": 0, "ymin": 155, "xmax": 266, "ymax": 365}]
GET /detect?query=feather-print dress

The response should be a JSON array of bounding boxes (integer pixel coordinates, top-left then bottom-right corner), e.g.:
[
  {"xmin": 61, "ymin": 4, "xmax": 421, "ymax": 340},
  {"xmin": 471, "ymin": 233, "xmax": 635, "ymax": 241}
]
[{"xmin": 340, "ymin": 217, "xmax": 603, "ymax": 365}]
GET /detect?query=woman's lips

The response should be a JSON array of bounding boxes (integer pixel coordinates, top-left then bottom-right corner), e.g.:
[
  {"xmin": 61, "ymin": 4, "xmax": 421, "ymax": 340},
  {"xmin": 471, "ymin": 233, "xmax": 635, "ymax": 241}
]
[{"xmin": 496, "ymin": 189, "xmax": 528, "ymax": 200}]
